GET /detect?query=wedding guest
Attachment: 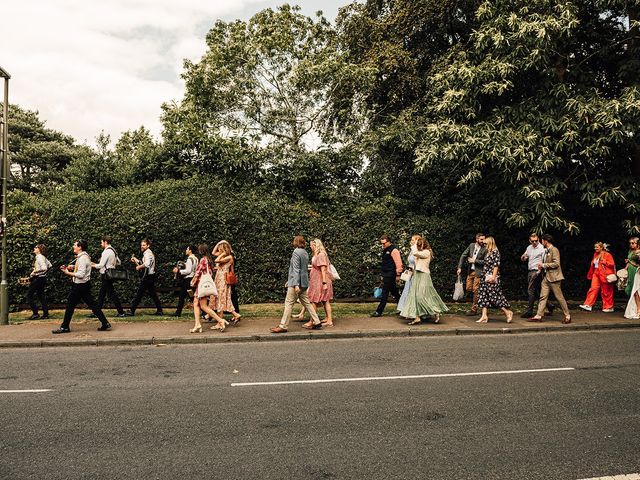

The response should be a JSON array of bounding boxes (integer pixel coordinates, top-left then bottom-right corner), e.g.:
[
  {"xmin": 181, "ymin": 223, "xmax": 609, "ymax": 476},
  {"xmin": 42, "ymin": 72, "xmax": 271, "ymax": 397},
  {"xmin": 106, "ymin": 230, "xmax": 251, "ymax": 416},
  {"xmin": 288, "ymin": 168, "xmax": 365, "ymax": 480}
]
[
  {"xmin": 456, "ymin": 233, "xmax": 487, "ymax": 316},
  {"xmin": 624, "ymin": 237, "xmax": 640, "ymax": 297},
  {"xmin": 91, "ymin": 235, "xmax": 126, "ymax": 318},
  {"xmin": 307, "ymin": 239, "xmax": 334, "ymax": 327},
  {"xmin": 25, "ymin": 244, "xmax": 51, "ymax": 320},
  {"xmin": 624, "ymin": 256, "xmax": 640, "ymax": 319},
  {"xmin": 172, "ymin": 245, "xmax": 198, "ymax": 317},
  {"xmin": 213, "ymin": 240, "xmax": 241, "ymax": 325},
  {"xmin": 579, "ymin": 242, "xmax": 616, "ymax": 313},
  {"xmin": 397, "ymin": 235, "xmax": 420, "ymax": 315},
  {"xmin": 271, "ymin": 236, "xmax": 322, "ymax": 333},
  {"xmin": 127, "ymin": 238, "xmax": 163, "ymax": 316},
  {"xmin": 400, "ymin": 237, "xmax": 448, "ymax": 324},
  {"xmin": 476, "ymin": 236, "xmax": 513, "ymax": 323},
  {"xmin": 371, "ymin": 234, "xmax": 403, "ymax": 317},
  {"xmin": 520, "ymin": 233, "xmax": 555, "ymax": 318},
  {"xmin": 52, "ymin": 239, "xmax": 111, "ymax": 334},
  {"xmin": 189, "ymin": 244, "xmax": 226, "ymax": 333},
  {"xmin": 528, "ymin": 234, "xmax": 571, "ymax": 324}
]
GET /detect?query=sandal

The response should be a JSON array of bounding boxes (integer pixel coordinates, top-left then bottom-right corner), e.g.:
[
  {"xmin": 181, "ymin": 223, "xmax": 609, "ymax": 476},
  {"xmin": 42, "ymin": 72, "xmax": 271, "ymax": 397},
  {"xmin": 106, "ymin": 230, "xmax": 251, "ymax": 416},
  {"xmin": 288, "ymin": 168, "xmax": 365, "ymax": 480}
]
[{"xmin": 407, "ymin": 319, "xmax": 421, "ymax": 325}]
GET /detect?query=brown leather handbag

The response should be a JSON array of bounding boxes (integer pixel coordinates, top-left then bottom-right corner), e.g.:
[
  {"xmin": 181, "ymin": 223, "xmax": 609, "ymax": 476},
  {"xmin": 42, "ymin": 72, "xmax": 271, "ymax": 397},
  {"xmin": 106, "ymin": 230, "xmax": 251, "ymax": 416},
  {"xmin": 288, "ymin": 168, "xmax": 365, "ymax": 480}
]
[{"xmin": 225, "ymin": 265, "xmax": 238, "ymax": 286}]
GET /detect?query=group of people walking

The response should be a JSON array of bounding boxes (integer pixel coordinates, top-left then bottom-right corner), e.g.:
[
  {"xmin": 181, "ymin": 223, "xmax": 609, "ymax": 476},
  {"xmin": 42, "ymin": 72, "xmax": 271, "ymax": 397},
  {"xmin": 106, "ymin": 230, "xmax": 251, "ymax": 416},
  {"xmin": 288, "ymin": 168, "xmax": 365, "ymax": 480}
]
[{"xmin": 22, "ymin": 231, "xmax": 640, "ymax": 335}]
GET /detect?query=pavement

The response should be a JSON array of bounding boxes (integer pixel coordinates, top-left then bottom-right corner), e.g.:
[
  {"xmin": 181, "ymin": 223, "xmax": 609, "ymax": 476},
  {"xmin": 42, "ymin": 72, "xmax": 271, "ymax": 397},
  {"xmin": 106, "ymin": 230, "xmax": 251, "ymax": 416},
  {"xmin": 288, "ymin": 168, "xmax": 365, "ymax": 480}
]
[{"xmin": 1, "ymin": 307, "xmax": 638, "ymax": 347}]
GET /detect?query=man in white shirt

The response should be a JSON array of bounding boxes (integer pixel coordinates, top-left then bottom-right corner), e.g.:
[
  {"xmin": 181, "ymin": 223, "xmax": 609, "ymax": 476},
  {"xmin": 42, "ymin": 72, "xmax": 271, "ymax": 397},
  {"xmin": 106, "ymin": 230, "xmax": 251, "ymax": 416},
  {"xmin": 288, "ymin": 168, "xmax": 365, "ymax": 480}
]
[
  {"xmin": 172, "ymin": 245, "xmax": 198, "ymax": 317},
  {"xmin": 91, "ymin": 235, "xmax": 126, "ymax": 317},
  {"xmin": 52, "ymin": 239, "xmax": 111, "ymax": 334},
  {"xmin": 126, "ymin": 238, "xmax": 163, "ymax": 316},
  {"xmin": 520, "ymin": 233, "xmax": 555, "ymax": 318}
]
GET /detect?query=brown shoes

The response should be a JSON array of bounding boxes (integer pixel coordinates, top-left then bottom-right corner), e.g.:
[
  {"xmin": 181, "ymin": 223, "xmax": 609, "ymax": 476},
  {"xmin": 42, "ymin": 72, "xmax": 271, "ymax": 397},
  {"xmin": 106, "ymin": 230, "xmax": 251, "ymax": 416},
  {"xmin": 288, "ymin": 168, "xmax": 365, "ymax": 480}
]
[{"xmin": 270, "ymin": 326, "xmax": 288, "ymax": 333}]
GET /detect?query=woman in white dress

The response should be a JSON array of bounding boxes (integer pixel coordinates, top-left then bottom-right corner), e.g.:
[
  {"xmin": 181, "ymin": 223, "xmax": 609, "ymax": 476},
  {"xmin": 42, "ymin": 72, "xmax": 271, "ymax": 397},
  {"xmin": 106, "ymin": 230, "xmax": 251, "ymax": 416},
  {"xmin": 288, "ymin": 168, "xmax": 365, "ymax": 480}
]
[{"xmin": 624, "ymin": 267, "xmax": 640, "ymax": 319}]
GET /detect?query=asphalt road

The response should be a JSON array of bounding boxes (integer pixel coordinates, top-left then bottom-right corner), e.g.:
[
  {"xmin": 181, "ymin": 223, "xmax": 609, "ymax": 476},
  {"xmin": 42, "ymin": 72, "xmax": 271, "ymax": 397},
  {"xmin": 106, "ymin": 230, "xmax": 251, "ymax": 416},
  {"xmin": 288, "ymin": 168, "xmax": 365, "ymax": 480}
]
[{"xmin": 1, "ymin": 331, "xmax": 639, "ymax": 480}]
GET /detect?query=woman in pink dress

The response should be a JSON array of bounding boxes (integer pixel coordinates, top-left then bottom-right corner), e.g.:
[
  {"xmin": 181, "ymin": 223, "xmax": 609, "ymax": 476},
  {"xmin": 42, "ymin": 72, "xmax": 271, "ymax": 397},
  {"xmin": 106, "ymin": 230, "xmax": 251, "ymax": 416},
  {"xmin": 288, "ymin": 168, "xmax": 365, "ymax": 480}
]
[
  {"xmin": 189, "ymin": 244, "xmax": 226, "ymax": 333},
  {"xmin": 304, "ymin": 239, "xmax": 334, "ymax": 327},
  {"xmin": 212, "ymin": 241, "xmax": 241, "ymax": 325}
]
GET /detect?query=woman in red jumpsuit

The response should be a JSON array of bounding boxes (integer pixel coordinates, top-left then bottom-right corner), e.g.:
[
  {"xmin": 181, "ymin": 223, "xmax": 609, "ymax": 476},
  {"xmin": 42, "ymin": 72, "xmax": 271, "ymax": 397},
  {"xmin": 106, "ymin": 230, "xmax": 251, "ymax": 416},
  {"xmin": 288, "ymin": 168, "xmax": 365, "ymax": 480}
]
[{"xmin": 579, "ymin": 242, "xmax": 616, "ymax": 312}]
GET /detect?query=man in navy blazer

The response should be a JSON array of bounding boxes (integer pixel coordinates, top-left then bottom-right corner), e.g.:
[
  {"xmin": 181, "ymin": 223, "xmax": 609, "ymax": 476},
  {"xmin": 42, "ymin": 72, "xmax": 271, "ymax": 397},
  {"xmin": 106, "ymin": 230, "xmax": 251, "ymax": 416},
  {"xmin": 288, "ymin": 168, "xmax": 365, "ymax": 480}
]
[{"xmin": 271, "ymin": 236, "xmax": 322, "ymax": 333}]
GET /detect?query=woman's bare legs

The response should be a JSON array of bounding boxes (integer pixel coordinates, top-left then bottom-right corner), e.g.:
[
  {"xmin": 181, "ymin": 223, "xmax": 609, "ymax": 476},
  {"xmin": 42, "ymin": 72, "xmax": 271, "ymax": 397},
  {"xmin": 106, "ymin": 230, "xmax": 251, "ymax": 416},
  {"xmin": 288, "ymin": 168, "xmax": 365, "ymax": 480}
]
[
  {"xmin": 322, "ymin": 301, "xmax": 333, "ymax": 326},
  {"xmin": 476, "ymin": 307, "xmax": 489, "ymax": 323}
]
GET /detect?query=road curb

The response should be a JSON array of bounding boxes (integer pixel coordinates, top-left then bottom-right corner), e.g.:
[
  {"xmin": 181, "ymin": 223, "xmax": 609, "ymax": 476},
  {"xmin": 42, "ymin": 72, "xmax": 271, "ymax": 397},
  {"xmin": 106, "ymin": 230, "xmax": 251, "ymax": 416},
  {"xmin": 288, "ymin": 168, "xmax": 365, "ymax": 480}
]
[{"xmin": 0, "ymin": 321, "xmax": 639, "ymax": 348}]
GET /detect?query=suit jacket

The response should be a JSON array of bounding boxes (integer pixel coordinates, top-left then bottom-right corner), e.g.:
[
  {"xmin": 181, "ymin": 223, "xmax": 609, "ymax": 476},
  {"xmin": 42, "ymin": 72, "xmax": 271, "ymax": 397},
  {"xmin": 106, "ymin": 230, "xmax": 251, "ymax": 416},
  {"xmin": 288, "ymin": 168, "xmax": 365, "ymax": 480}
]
[
  {"xmin": 457, "ymin": 242, "xmax": 487, "ymax": 274},
  {"xmin": 287, "ymin": 247, "xmax": 310, "ymax": 288},
  {"xmin": 587, "ymin": 251, "xmax": 615, "ymax": 280},
  {"xmin": 541, "ymin": 245, "xmax": 564, "ymax": 282}
]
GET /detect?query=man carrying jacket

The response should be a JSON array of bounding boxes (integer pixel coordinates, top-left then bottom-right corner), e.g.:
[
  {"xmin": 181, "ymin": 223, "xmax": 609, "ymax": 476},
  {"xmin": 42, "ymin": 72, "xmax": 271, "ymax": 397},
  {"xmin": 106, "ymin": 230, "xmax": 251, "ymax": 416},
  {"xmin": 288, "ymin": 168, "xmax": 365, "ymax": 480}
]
[{"xmin": 456, "ymin": 233, "xmax": 487, "ymax": 316}]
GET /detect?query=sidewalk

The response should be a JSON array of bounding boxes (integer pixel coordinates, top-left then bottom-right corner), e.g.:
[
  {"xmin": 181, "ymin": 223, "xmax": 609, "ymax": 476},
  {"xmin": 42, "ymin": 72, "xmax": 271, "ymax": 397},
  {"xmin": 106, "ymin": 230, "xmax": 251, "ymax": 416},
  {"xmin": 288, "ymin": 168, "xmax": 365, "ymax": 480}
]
[{"xmin": 1, "ymin": 309, "xmax": 638, "ymax": 348}]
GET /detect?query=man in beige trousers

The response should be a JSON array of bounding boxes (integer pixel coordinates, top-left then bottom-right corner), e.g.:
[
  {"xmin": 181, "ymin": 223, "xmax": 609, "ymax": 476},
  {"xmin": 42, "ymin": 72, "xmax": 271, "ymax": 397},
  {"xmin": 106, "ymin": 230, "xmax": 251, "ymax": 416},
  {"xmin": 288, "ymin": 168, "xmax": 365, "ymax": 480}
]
[{"xmin": 528, "ymin": 234, "xmax": 571, "ymax": 324}]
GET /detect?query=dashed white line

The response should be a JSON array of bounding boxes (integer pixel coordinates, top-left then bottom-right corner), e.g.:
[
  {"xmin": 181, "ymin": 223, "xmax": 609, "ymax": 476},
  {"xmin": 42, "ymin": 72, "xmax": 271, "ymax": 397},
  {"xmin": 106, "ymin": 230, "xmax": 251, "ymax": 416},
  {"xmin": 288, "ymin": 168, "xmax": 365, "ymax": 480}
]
[
  {"xmin": 231, "ymin": 367, "xmax": 575, "ymax": 387},
  {"xmin": 0, "ymin": 389, "xmax": 52, "ymax": 393},
  {"xmin": 578, "ymin": 474, "xmax": 640, "ymax": 480}
]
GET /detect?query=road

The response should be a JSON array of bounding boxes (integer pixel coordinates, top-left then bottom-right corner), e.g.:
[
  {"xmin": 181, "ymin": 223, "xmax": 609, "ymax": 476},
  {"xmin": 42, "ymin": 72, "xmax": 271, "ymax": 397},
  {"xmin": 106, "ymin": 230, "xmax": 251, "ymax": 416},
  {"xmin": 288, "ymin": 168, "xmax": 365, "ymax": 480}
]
[{"xmin": 1, "ymin": 331, "xmax": 639, "ymax": 479}]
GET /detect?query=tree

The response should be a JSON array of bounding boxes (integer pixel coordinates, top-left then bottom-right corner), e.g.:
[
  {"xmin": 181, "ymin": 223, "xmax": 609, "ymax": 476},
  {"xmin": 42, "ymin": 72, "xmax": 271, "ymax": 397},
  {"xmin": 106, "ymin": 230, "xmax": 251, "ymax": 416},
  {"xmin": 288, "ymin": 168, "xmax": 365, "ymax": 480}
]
[
  {"xmin": 63, "ymin": 132, "xmax": 117, "ymax": 191},
  {"xmin": 6, "ymin": 104, "xmax": 84, "ymax": 191},
  {"xmin": 113, "ymin": 127, "xmax": 165, "ymax": 185},
  {"xmin": 162, "ymin": 4, "xmax": 372, "ymax": 190},
  {"xmin": 414, "ymin": 0, "xmax": 640, "ymax": 234}
]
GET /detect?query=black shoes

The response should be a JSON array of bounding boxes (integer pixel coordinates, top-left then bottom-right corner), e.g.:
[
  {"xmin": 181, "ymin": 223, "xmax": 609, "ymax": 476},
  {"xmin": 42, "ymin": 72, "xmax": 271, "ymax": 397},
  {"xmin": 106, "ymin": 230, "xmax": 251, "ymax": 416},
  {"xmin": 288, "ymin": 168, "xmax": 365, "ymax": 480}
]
[
  {"xmin": 370, "ymin": 311, "xmax": 382, "ymax": 317},
  {"xmin": 97, "ymin": 323, "xmax": 112, "ymax": 331},
  {"xmin": 28, "ymin": 314, "xmax": 40, "ymax": 320},
  {"xmin": 124, "ymin": 311, "xmax": 135, "ymax": 317},
  {"xmin": 116, "ymin": 313, "xmax": 127, "ymax": 318},
  {"xmin": 41, "ymin": 314, "xmax": 50, "ymax": 319},
  {"xmin": 52, "ymin": 327, "xmax": 70, "ymax": 334}
]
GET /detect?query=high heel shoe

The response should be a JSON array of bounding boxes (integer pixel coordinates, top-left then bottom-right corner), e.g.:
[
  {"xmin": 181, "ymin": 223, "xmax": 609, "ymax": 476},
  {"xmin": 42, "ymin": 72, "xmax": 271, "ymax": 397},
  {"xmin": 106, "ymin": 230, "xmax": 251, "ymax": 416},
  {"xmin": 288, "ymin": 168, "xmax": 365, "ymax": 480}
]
[
  {"xmin": 212, "ymin": 319, "xmax": 229, "ymax": 332},
  {"xmin": 506, "ymin": 310, "xmax": 513, "ymax": 324},
  {"xmin": 434, "ymin": 313, "xmax": 441, "ymax": 324},
  {"xmin": 476, "ymin": 317, "xmax": 488, "ymax": 323},
  {"xmin": 190, "ymin": 326, "xmax": 202, "ymax": 333},
  {"xmin": 231, "ymin": 314, "xmax": 242, "ymax": 326},
  {"xmin": 562, "ymin": 315, "xmax": 571, "ymax": 324}
]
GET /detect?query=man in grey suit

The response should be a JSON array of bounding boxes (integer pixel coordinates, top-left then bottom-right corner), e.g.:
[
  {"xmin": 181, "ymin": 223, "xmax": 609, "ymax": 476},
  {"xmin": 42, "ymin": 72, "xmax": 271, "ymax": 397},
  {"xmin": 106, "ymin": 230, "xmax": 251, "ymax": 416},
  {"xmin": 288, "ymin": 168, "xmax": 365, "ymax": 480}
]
[
  {"xmin": 271, "ymin": 236, "xmax": 322, "ymax": 333},
  {"xmin": 456, "ymin": 233, "xmax": 487, "ymax": 315}
]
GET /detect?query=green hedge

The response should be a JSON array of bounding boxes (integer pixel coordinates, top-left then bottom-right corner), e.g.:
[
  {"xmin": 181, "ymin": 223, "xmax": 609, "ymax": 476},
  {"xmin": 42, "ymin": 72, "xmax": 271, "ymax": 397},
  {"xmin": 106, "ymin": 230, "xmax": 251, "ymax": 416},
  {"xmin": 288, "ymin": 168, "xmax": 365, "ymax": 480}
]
[{"xmin": 5, "ymin": 176, "xmax": 629, "ymax": 309}]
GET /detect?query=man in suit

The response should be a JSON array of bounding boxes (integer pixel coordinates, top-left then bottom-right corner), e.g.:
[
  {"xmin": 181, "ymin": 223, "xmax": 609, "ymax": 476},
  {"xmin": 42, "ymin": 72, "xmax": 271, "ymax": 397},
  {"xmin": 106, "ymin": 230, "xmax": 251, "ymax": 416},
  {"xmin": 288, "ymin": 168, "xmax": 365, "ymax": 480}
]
[
  {"xmin": 456, "ymin": 233, "xmax": 487, "ymax": 315},
  {"xmin": 528, "ymin": 234, "xmax": 571, "ymax": 324},
  {"xmin": 271, "ymin": 236, "xmax": 322, "ymax": 333}
]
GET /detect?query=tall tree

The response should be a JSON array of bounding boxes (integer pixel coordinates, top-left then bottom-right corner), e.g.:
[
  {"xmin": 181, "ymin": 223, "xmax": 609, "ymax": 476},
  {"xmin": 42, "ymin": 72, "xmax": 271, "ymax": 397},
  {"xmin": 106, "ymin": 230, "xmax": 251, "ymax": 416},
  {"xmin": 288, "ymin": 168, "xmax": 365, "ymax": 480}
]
[{"xmin": 415, "ymin": 0, "xmax": 640, "ymax": 233}]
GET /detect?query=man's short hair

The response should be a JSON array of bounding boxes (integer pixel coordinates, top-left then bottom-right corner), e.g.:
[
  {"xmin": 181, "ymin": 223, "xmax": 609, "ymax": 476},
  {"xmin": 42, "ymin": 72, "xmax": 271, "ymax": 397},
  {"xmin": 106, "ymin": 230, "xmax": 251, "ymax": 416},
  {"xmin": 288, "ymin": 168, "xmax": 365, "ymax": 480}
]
[
  {"xmin": 101, "ymin": 235, "xmax": 112, "ymax": 244},
  {"xmin": 75, "ymin": 239, "xmax": 88, "ymax": 251},
  {"xmin": 293, "ymin": 235, "xmax": 306, "ymax": 248},
  {"xmin": 541, "ymin": 234, "xmax": 554, "ymax": 243},
  {"xmin": 141, "ymin": 238, "xmax": 152, "ymax": 247},
  {"xmin": 380, "ymin": 234, "xmax": 392, "ymax": 243},
  {"xmin": 529, "ymin": 233, "xmax": 538, "ymax": 239},
  {"xmin": 475, "ymin": 232, "xmax": 485, "ymax": 240}
]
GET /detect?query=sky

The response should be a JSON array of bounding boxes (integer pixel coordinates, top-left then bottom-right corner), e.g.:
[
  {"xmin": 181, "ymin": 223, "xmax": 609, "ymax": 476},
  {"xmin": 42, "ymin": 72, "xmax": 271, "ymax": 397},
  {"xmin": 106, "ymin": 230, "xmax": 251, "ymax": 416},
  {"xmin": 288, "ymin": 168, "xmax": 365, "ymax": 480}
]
[{"xmin": 1, "ymin": 0, "xmax": 346, "ymax": 146}]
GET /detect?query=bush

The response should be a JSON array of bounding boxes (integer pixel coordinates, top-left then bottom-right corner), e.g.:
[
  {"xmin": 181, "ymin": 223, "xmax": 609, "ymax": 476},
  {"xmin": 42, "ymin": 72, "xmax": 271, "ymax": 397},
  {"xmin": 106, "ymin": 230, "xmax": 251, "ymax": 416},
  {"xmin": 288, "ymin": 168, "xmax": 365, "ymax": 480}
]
[{"xmin": 5, "ymin": 176, "xmax": 629, "ymax": 308}]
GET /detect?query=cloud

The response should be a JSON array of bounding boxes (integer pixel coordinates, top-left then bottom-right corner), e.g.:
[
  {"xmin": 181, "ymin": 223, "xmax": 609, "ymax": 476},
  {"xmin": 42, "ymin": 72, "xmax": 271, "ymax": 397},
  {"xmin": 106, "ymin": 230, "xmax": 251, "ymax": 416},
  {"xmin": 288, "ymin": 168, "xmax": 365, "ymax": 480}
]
[{"xmin": 1, "ymin": 0, "xmax": 269, "ymax": 145}]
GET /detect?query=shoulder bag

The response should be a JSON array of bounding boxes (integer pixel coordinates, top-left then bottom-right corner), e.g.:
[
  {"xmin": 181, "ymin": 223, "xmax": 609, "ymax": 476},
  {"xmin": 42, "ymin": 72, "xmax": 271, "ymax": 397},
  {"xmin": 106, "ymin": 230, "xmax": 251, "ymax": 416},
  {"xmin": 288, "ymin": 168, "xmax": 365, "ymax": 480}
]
[{"xmin": 198, "ymin": 262, "xmax": 218, "ymax": 298}]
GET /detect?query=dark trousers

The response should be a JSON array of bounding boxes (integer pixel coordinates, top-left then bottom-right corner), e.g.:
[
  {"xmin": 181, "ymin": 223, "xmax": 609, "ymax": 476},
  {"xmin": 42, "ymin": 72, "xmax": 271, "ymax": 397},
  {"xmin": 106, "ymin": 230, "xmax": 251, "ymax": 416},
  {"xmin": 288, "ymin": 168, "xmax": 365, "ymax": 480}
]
[
  {"xmin": 375, "ymin": 275, "xmax": 401, "ymax": 314},
  {"xmin": 130, "ymin": 274, "xmax": 163, "ymax": 313},
  {"xmin": 97, "ymin": 275, "xmax": 124, "ymax": 314},
  {"xmin": 527, "ymin": 271, "xmax": 555, "ymax": 312},
  {"xmin": 231, "ymin": 284, "xmax": 240, "ymax": 313},
  {"xmin": 62, "ymin": 282, "xmax": 108, "ymax": 329},
  {"xmin": 175, "ymin": 277, "xmax": 191, "ymax": 315},
  {"xmin": 26, "ymin": 276, "xmax": 48, "ymax": 316}
]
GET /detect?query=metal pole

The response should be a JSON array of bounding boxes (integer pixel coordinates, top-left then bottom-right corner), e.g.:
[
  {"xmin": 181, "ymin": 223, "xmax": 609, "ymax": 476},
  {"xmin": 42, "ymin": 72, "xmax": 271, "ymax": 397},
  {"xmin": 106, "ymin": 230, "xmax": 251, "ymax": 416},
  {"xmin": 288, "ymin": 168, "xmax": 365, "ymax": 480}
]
[{"xmin": 0, "ymin": 74, "xmax": 9, "ymax": 324}]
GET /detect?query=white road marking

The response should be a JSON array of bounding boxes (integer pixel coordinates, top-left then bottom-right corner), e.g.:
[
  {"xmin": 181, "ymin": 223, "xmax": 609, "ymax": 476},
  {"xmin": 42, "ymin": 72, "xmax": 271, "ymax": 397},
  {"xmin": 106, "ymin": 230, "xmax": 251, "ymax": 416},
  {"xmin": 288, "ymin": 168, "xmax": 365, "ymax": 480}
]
[
  {"xmin": 578, "ymin": 475, "xmax": 640, "ymax": 480},
  {"xmin": 0, "ymin": 389, "xmax": 52, "ymax": 393},
  {"xmin": 231, "ymin": 367, "xmax": 575, "ymax": 387}
]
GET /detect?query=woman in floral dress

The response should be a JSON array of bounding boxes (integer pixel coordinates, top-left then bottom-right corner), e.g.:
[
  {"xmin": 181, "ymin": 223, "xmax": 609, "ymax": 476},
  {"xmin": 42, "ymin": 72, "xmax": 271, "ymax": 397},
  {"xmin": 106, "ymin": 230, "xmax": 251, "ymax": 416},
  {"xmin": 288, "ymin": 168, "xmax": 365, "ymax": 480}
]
[
  {"xmin": 189, "ymin": 244, "xmax": 225, "ymax": 333},
  {"xmin": 476, "ymin": 236, "xmax": 513, "ymax": 323},
  {"xmin": 213, "ymin": 241, "xmax": 241, "ymax": 326},
  {"xmin": 305, "ymin": 239, "xmax": 335, "ymax": 327}
]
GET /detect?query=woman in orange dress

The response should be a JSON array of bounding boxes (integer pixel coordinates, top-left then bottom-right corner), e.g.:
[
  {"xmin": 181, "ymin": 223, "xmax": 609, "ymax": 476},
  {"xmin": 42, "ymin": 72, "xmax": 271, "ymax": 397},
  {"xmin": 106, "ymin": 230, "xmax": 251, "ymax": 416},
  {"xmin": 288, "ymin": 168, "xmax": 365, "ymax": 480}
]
[
  {"xmin": 213, "ymin": 241, "xmax": 242, "ymax": 325},
  {"xmin": 305, "ymin": 239, "xmax": 334, "ymax": 327}
]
